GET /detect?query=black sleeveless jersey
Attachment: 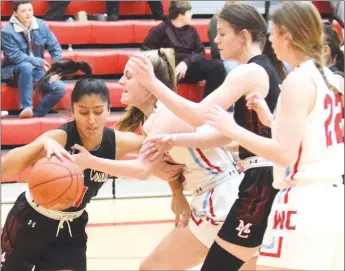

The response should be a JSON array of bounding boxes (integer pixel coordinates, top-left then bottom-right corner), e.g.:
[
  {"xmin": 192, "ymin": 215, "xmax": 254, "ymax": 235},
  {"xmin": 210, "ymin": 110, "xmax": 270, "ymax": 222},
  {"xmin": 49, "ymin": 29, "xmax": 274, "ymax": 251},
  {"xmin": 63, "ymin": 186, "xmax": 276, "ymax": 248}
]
[
  {"xmin": 234, "ymin": 54, "xmax": 281, "ymax": 160},
  {"xmin": 59, "ymin": 121, "xmax": 116, "ymax": 211}
]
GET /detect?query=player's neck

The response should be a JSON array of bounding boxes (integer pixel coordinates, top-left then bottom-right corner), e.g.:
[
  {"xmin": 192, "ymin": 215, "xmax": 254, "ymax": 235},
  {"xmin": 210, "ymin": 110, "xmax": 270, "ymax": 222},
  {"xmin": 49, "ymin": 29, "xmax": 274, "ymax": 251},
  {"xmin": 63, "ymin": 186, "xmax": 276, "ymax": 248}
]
[
  {"xmin": 238, "ymin": 44, "xmax": 262, "ymax": 64},
  {"xmin": 79, "ymin": 136, "xmax": 103, "ymax": 151},
  {"xmin": 137, "ymin": 101, "xmax": 156, "ymax": 118},
  {"xmin": 287, "ymin": 52, "xmax": 312, "ymax": 69}
]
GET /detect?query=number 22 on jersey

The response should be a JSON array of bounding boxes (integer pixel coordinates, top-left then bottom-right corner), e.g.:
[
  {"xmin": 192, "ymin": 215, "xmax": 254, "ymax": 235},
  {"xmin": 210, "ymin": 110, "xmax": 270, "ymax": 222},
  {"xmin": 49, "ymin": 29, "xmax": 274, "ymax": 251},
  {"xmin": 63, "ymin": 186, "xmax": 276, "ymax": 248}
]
[{"xmin": 324, "ymin": 93, "xmax": 344, "ymax": 147}]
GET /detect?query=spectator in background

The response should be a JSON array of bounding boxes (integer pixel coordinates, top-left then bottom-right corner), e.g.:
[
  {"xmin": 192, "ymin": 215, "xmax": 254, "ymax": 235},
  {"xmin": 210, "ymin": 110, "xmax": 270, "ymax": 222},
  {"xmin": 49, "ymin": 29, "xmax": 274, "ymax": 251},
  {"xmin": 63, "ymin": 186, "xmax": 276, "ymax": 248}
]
[
  {"xmin": 323, "ymin": 22, "xmax": 344, "ymax": 76},
  {"xmin": 43, "ymin": 1, "xmax": 166, "ymax": 21},
  {"xmin": 142, "ymin": 0, "xmax": 226, "ymax": 98},
  {"xmin": 1, "ymin": 1, "xmax": 66, "ymax": 118},
  {"xmin": 208, "ymin": 1, "xmax": 239, "ymax": 74}
]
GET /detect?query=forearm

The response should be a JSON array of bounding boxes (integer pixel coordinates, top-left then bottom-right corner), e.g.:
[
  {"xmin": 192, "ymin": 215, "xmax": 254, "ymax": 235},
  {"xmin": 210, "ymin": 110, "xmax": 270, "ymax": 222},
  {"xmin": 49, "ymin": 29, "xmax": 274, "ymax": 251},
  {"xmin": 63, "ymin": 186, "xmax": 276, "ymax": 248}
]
[
  {"xmin": 168, "ymin": 178, "xmax": 184, "ymax": 195},
  {"xmin": 263, "ymin": 113, "xmax": 274, "ymax": 128},
  {"xmin": 147, "ymin": 78, "xmax": 206, "ymax": 127},
  {"xmin": 172, "ymin": 130, "xmax": 232, "ymax": 149},
  {"xmin": 89, "ymin": 156, "xmax": 151, "ymax": 180},
  {"xmin": 2, "ymin": 140, "xmax": 45, "ymax": 177},
  {"xmin": 228, "ymin": 125, "xmax": 289, "ymax": 167}
]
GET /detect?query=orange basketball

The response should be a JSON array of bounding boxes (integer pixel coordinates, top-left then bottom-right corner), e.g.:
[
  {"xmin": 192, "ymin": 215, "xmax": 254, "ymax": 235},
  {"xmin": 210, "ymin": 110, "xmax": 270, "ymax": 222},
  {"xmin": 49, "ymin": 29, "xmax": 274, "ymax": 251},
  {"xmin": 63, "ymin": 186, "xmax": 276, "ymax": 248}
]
[{"xmin": 28, "ymin": 156, "xmax": 84, "ymax": 211}]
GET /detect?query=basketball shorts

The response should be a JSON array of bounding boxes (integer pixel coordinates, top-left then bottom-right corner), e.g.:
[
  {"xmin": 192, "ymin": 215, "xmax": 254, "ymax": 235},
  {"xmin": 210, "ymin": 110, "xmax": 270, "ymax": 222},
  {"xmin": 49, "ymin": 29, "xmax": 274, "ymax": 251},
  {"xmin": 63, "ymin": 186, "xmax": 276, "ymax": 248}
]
[
  {"xmin": 257, "ymin": 183, "xmax": 344, "ymax": 270},
  {"xmin": 188, "ymin": 172, "xmax": 243, "ymax": 248},
  {"xmin": 217, "ymin": 166, "xmax": 278, "ymax": 247},
  {"xmin": 1, "ymin": 192, "xmax": 88, "ymax": 271}
]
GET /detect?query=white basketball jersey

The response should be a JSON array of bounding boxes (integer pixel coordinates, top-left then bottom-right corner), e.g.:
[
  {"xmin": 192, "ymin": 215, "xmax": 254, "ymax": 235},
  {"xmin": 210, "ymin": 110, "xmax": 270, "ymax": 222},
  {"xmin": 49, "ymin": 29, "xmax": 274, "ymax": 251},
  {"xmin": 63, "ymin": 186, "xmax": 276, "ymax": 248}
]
[
  {"xmin": 273, "ymin": 60, "xmax": 344, "ymax": 189},
  {"xmin": 143, "ymin": 110, "xmax": 241, "ymax": 192},
  {"xmin": 168, "ymin": 125, "xmax": 240, "ymax": 191}
]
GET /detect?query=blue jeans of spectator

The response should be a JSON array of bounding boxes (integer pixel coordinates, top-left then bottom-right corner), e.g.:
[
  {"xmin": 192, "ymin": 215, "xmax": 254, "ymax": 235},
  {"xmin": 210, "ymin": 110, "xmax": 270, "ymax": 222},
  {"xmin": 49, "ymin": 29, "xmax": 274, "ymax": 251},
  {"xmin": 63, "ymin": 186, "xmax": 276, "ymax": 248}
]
[{"xmin": 13, "ymin": 62, "xmax": 66, "ymax": 117}]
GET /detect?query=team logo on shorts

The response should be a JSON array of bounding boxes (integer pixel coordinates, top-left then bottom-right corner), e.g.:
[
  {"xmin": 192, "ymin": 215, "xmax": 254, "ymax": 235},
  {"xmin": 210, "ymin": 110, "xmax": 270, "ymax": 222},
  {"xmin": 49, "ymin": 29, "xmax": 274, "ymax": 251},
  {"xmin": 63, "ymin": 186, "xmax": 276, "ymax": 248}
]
[
  {"xmin": 236, "ymin": 219, "xmax": 252, "ymax": 238},
  {"xmin": 1, "ymin": 252, "xmax": 5, "ymax": 264}
]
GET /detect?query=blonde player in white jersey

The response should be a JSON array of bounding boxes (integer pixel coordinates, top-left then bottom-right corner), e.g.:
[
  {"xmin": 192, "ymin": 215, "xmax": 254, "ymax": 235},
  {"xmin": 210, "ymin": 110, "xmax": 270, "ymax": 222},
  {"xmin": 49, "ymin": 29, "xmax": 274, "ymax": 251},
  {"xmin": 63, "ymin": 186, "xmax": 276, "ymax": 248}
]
[
  {"xmin": 74, "ymin": 48, "xmax": 244, "ymax": 270},
  {"xmin": 127, "ymin": 51, "xmax": 244, "ymax": 271},
  {"xmin": 199, "ymin": 2, "xmax": 344, "ymax": 270},
  {"xmin": 140, "ymin": 102, "xmax": 244, "ymax": 270}
]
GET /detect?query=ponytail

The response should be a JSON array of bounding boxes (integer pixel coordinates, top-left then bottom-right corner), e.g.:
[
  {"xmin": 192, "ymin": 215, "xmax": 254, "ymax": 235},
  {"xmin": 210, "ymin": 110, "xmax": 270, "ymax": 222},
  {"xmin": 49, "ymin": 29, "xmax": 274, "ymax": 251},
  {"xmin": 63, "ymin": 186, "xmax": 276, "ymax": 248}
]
[
  {"xmin": 158, "ymin": 48, "xmax": 177, "ymax": 91},
  {"xmin": 263, "ymin": 34, "xmax": 287, "ymax": 80},
  {"xmin": 314, "ymin": 55, "xmax": 343, "ymax": 96},
  {"xmin": 115, "ymin": 106, "xmax": 146, "ymax": 133},
  {"xmin": 36, "ymin": 58, "xmax": 92, "ymax": 95}
]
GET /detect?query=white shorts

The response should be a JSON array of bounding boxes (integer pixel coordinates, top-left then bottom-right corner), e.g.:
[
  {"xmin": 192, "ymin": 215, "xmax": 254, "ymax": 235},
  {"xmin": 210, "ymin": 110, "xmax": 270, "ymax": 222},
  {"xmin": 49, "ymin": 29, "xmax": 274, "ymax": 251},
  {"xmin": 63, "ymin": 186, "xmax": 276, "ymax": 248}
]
[
  {"xmin": 257, "ymin": 183, "xmax": 344, "ymax": 270},
  {"xmin": 188, "ymin": 173, "xmax": 243, "ymax": 248}
]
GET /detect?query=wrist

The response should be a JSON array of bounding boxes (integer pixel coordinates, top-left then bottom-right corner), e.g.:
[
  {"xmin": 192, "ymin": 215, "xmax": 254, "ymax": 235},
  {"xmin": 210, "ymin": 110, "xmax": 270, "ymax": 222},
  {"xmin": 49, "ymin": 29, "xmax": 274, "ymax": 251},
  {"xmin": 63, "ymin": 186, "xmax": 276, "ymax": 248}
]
[
  {"xmin": 226, "ymin": 122, "xmax": 241, "ymax": 139},
  {"xmin": 172, "ymin": 189, "xmax": 184, "ymax": 196},
  {"xmin": 148, "ymin": 77, "xmax": 160, "ymax": 89}
]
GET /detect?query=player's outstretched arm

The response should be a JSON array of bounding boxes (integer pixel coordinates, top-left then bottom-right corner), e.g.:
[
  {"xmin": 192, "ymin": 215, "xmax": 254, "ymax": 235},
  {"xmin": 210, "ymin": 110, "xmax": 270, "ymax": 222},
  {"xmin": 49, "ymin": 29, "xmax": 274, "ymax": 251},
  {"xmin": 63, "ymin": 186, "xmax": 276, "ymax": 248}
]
[
  {"xmin": 128, "ymin": 54, "xmax": 269, "ymax": 128},
  {"xmin": 142, "ymin": 127, "xmax": 232, "ymax": 159},
  {"xmin": 2, "ymin": 130, "xmax": 71, "ymax": 178}
]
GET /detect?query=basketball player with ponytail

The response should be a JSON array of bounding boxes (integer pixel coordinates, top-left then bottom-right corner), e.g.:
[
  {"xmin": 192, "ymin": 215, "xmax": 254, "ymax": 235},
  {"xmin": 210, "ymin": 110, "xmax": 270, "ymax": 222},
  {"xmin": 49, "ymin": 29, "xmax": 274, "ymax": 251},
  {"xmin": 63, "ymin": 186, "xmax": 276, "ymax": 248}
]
[
  {"xmin": 73, "ymin": 47, "xmax": 244, "ymax": 270},
  {"xmin": 129, "ymin": 3, "xmax": 285, "ymax": 270},
  {"xmin": 0, "ymin": 59, "xmax": 182, "ymax": 271},
  {"xmin": 201, "ymin": 2, "xmax": 344, "ymax": 270}
]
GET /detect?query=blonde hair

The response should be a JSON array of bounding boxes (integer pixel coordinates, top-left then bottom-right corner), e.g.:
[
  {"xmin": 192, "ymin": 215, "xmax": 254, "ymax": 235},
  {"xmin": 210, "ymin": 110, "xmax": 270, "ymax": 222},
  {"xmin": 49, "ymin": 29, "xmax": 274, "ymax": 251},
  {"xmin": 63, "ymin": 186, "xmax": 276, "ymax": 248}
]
[
  {"xmin": 272, "ymin": 1, "xmax": 341, "ymax": 96},
  {"xmin": 115, "ymin": 48, "xmax": 176, "ymax": 132}
]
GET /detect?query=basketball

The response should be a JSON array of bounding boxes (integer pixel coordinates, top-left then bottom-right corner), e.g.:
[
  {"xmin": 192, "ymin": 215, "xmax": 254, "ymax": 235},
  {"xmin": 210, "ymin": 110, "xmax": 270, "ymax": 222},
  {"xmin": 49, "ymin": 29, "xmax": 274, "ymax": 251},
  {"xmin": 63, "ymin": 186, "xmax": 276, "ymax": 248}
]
[{"xmin": 28, "ymin": 155, "xmax": 84, "ymax": 211}]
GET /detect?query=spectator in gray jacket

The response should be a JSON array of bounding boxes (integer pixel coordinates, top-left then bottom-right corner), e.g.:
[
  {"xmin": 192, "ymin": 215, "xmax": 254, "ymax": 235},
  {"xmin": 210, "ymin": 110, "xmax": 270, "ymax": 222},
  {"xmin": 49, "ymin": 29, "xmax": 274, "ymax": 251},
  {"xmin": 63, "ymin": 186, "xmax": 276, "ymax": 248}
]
[{"xmin": 1, "ymin": 1, "xmax": 66, "ymax": 118}]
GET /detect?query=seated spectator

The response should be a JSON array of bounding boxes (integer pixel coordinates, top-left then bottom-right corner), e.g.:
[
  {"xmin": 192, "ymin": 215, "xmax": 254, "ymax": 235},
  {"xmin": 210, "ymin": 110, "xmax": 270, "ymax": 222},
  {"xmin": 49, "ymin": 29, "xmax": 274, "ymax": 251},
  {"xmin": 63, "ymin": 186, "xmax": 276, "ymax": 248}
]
[
  {"xmin": 43, "ymin": 1, "xmax": 166, "ymax": 21},
  {"xmin": 1, "ymin": 1, "xmax": 66, "ymax": 118},
  {"xmin": 141, "ymin": 0, "xmax": 226, "ymax": 98},
  {"xmin": 208, "ymin": 1, "xmax": 239, "ymax": 74}
]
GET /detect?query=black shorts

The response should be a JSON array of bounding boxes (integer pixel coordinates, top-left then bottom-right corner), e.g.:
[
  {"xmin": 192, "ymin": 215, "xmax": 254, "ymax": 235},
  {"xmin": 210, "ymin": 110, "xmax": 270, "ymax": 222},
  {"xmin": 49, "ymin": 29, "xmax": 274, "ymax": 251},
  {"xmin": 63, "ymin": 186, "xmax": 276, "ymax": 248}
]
[
  {"xmin": 1, "ymin": 192, "xmax": 88, "ymax": 271},
  {"xmin": 218, "ymin": 166, "xmax": 278, "ymax": 248}
]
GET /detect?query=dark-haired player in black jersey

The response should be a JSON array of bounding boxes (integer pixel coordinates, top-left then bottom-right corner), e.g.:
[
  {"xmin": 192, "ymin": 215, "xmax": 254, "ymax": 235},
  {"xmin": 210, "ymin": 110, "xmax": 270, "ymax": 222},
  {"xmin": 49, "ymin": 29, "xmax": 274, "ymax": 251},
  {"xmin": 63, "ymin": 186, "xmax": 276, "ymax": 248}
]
[
  {"xmin": 127, "ymin": 3, "xmax": 285, "ymax": 270},
  {"xmin": 0, "ymin": 59, "xmax": 183, "ymax": 271}
]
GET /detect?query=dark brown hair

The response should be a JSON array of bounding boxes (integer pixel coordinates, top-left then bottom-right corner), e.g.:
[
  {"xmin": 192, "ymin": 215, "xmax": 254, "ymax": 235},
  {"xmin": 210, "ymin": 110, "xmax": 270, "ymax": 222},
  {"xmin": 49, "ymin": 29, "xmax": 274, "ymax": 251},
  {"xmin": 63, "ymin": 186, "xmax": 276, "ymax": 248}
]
[
  {"xmin": 12, "ymin": 1, "xmax": 30, "ymax": 11},
  {"xmin": 324, "ymin": 23, "xmax": 344, "ymax": 72},
  {"xmin": 36, "ymin": 59, "xmax": 110, "ymax": 108},
  {"xmin": 169, "ymin": 0, "xmax": 192, "ymax": 20}
]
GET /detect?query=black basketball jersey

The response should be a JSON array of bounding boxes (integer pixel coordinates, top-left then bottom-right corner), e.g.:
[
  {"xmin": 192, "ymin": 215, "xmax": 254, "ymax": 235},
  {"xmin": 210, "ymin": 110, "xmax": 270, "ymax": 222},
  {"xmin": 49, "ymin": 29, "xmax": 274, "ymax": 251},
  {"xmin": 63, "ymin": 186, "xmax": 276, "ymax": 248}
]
[
  {"xmin": 234, "ymin": 54, "xmax": 281, "ymax": 160},
  {"xmin": 59, "ymin": 121, "xmax": 116, "ymax": 211}
]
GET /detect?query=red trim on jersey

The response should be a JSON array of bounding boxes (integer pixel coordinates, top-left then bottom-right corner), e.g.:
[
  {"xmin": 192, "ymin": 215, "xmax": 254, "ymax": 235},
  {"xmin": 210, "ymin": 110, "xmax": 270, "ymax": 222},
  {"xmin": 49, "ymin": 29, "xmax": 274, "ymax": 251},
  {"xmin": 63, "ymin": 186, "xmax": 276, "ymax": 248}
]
[
  {"xmin": 191, "ymin": 213, "xmax": 202, "ymax": 226},
  {"xmin": 259, "ymin": 236, "xmax": 283, "ymax": 258},
  {"xmin": 284, "ymin": 188, "xmax": 292, "ymax": 204},
  {"xmin": 290, "ymin": 144, "xmax": 303, "ymax": 180},
  {"xmin": 209, "ymin": 188, "xmax": 216, "ymax": 217},
  {"xmin": 196, "ymin": 149, "xmax": 222, "ymax": 173},
  {"xmin": 73, "ymin": 186, "xmax": 88, "ymax": 208},
  {"xmin": 206, "ymin": 216, "xmax": 219, "ymax": 226}
]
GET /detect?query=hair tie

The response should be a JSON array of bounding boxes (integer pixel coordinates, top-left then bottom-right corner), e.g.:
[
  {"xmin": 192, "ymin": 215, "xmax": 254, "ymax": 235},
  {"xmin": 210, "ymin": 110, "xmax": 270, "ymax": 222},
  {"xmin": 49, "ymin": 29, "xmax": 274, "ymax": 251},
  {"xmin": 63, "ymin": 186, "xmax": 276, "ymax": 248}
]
[{"xmin": 158, "ymin": 49, "xmax": 168, "ymax": 62}]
